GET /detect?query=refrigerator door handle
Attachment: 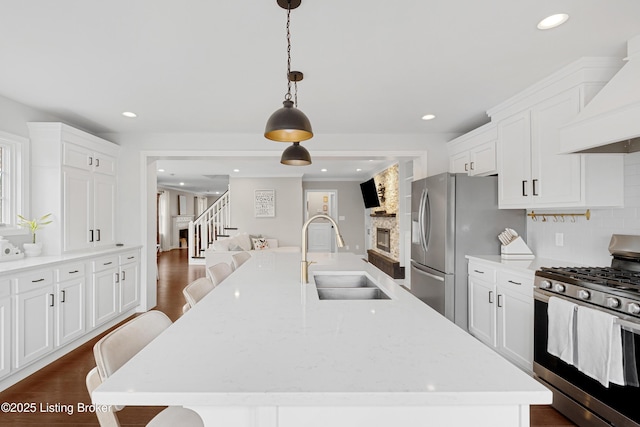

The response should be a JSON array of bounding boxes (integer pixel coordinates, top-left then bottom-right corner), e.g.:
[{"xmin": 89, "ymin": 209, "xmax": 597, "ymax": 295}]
[
  {"xmin": 418, "ymin": 189, "xmax": 426, "ymax": 252},
  {"xmin": 411, "ymin": 263, "xmax": 445, "ymax": 282},
  {"xmin": 422, "ymin": 189, "xmax": 431, "ymax": 252}
]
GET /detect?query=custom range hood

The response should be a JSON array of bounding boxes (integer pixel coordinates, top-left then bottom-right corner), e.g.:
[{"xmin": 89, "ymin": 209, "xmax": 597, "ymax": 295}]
[{"xmin": 560, "ymin": 34, "xmax": 640, "ymax": 154}]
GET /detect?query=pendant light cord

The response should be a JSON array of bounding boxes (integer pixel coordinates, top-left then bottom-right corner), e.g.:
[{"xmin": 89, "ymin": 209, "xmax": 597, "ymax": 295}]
[{"xmin": 285, "ymin": 1, "xmax": 293, "ymax": 101}]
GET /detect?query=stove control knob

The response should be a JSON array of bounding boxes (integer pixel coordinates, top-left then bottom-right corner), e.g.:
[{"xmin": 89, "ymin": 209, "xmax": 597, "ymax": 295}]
[
  {"xmin": 577, "ymin": 290, "xmax": 591, "ymax": 300},
  {"xmin": 539, "ymin": 280, "xmax": 552, "ymax": 289},
  {"xmin": 554, "ymin": 283, "xmax": 566, "ymax": 293},
  {"xmin": 607, "ymin": 297, "xmax": 621, "ymax": 309},
  {"xmin": 628, "ymin": 303, "xmax": 640, "ymax": 315}
]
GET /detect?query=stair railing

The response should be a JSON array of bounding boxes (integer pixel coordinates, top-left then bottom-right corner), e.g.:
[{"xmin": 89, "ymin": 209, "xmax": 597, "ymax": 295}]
[{"xmin": 189, "ymin": 191, "xmax": 231, "ymax": 258}]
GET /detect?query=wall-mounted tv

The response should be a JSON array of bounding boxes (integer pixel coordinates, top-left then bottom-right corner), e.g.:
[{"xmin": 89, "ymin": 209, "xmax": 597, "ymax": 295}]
[{"xmin": 359, "ymin": 178, "xmax": 380, "ymax": 208}]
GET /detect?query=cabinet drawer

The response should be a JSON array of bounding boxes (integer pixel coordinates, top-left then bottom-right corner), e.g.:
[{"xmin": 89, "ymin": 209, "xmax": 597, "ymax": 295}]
[
  {"xmin": 56, "ymin": 263, "xmax": 86, "ymax": 282},
  {"xmin": 93, "ymin": 255, "xmax": 119, "ymax": 273},
  {"xmin": 14, "ymin": 269, "xmax": 54, "ymax": 294},
  {"xmin": 468, "ymin": 261, "xmax": 496, "ymax": 282},
  {"xmin": 497, "ymin": 270, "xmax": 533, "ymax": 296},
  {"xmin": 119, "ymin": 251, "xmax": 139, "ymax": 266}
]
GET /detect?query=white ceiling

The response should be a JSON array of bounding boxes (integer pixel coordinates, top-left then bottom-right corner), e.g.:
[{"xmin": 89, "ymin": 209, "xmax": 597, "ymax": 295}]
[{"xmin": 2, "ymin": 1, "xmax": 640, "ymax": 192}]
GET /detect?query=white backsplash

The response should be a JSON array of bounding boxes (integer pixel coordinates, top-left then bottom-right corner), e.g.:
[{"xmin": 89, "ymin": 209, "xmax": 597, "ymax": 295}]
[{"xmin": 526, "ymin": 152, "xmax": 640, "ymax": 266}]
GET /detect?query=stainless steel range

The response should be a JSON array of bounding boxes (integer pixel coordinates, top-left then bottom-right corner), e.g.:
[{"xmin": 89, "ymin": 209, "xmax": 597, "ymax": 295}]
[{"xmin": 534, "ymin": 234, "xmax": 640, "ymax": 427}]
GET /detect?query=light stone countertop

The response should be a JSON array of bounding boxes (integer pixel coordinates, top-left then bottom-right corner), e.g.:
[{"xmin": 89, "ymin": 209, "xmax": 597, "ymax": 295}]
[
  {"xmin": 466, "ymin": 254, "xmax": 584, "ymax": 275},
  {"xmin": 93, "ymin": 251, "xmax": 551, "ymax": 407},
  {"xmin": 0, "ymin": 245, "xmax": 142, "ymax": 275}
]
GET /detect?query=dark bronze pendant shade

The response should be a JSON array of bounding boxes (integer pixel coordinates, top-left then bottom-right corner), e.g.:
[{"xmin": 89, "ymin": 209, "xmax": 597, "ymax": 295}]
[
  {"xmin": 265, "ymin": 100, "xmax": 313, "ymax": 142},
  {"xmin": 280, "ymin": 142, "xmax": 312, "ymax": 166}
]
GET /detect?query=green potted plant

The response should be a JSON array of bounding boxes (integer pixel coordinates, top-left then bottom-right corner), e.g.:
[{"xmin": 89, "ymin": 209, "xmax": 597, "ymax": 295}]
[{"xmin": 17, "ymin": 213, "xmax": 52, "ymax": 256}]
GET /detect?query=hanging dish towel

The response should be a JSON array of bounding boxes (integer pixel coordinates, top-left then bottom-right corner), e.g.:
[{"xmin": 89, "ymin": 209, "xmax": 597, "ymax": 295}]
[
  {"xmin": 547, "ymin": 296, "xmax": 577, "ymax": 365},
  {"xmin": 576, "ymin": 305, "xmax": 624, "ymax": 387}
]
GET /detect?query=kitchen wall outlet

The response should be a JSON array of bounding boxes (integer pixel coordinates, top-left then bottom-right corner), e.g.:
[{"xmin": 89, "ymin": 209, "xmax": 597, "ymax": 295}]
[
  {"xmin": 555, "ymin": 233, "xmax": 564, "ymax": 247},
  {"xmin": 339, "ymin": 216, "xmax": 345, "ymax": 221}
]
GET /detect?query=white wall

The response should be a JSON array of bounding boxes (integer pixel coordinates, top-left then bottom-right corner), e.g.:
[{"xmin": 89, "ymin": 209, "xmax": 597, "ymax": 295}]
[
  {"xmin": 303, "ymin": 181, "xmax": 366, "ymax": 255},
  {"xmin": 229, "ymin": 177, "xmax": 303, "ymax": 247},
  {"xmin": 527, "ymin": 152, "xmax": 640, "ymax": 265}
]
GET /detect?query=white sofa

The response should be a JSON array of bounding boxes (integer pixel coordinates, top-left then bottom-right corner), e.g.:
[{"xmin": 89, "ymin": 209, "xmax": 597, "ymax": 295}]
[{"xmin": 204, "ymin": 233, "xmax": 300, "ymax": 269}]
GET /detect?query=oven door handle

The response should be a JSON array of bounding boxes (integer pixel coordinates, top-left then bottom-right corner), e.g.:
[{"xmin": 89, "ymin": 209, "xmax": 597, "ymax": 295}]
[{"xmin": 535, "ymin": 289, "xmax": 640, "ymax": 333}]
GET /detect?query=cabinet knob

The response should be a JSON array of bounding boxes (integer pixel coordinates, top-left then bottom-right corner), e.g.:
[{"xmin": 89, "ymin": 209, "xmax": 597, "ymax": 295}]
[{"xmin": 470, "ymin": 161, "xmax": 475, "ymax": 170}]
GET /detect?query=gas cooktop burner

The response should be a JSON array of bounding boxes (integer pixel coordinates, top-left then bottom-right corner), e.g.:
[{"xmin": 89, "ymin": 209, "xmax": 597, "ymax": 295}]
[{"xmin": 541, "ymin": 266, "xmax": 640, "ymax": 289}]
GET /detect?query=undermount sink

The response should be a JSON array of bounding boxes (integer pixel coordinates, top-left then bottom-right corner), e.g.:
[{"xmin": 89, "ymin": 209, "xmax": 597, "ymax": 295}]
[
  {"xmin": 312, "ymin": 272, "xmax": 390, "ymax": 300},
  {"xmin": 313, "ymin": 272, "xmax": 377, "ymax": 288},
  {"xmin": 316, "ymin": 287, "xmax": 390, "ymax": 300}
]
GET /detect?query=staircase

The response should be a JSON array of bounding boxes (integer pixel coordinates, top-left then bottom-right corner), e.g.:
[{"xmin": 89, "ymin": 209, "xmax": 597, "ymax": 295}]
[{"xmin": 188, "ymin": 191, "xmax": 234, "ymax": 264}]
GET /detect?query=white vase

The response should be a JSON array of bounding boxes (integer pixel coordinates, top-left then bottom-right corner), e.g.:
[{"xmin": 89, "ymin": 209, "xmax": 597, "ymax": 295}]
[{"xmin": 23, "ymin": 242, "xmax": 43, "ymax": 257}]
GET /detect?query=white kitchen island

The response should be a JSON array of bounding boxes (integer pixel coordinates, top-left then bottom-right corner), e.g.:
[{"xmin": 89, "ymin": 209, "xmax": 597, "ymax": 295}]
[{"xmin": 92, "ymin": 251, "xmax": 551, "ymax": 427}]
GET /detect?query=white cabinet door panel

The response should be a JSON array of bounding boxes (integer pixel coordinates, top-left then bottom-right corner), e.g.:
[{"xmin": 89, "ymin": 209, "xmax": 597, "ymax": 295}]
[
  {"xmin": 92, "ymin": 269, "xmax": 119, "ymax": 328},
  {"xmin": 56, "ymin": 279, "xmax": 85, "ymax": 347},
  {"xmin": 498, "ymin": 112, "xmax": 531, "ymax": 207},
  {"xmin": 15, "ymin": 286, "xmax": 54, "ymax": 368},
  {"xmin": 63, "ymin": 169, "xmax": 92, "ymax": 252},
  {"xmin": 468, "ymin": 278, "xmax": 496, "ymax": 347},
  {"xmin": 93, "ymin": 175, "xmax": 116, "ymax": 247},
  {"xmin": 120, "ymin": 263, "xmax": 139, "ymax": 313},
  {"xmin": 530, "ymin": 90, "xmax": 582, "ymax": 205},
  {"xmin": 497, "ymin": 286, "xmax": 533, "ymax": 372},
  {"xmin": 0, "ymin": 296, "xmax": 10, "ymax": 379}
]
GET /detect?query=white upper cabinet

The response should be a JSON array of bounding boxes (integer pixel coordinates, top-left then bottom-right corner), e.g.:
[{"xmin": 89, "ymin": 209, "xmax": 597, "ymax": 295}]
[
  {"xmin": 28, "ymin": 123, "xmax": 119, "ymax": 255},
  {"xmin": 489, "ymin": 58, "xmax": 625, "ymax": 209},
  {"xmin": 447, "ymin": 123, "xmax": 497, "ymax": 176}
]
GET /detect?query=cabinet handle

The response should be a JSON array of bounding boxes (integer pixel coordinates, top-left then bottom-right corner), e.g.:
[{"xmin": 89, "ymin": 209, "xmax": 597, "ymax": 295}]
[
  {"xmin": 96, "ymin": 229, "xmax": 101, "ymax": 242},
  {"xmin": 489, "ymin": 290, "xmax": 494, "ymax": 304},
  {"xmin": 90, "ymin": 229, "xmax": 94, "ymax": 242},
  {"xmin": 89, "ymin": 156, "xmax": 93, "ymax": 166},
  {"xmin": 122, "ymin": 271, "xmax": 126, "ymax": 281},
  {"xmin": 464, "ymin": 163, "xmax": 468, "ymax": 171},
  {"xmin": 508, "ymin": 280, "xmax": 522, "ymax": 285},
  {"xmin": 498, "ymin": 294, "xmax": 504, "ymax": 308},
  {"xmin": 103, "ymin": 261, "xmax": 113, "ymax": 266},
  {"xmin": 49, "ymin": 294, "xmax": 55, "ymax": 307},
  {"xmin": 127, "ymin": 256, "xmax": 135, "ymax": 260},
  {"xmin": 533, "ymin": 179, "xmax": 539, "ymax": 196},
  {"xmin": 61, "ymin": 290, "xmax": 66, "ymax": 303},
  {"xmin": 69, "ymin": 270, "xmax": 79, "ymax": 274},
  {"xmin": 31, "ymin": 278, "xmax": 45, "ymax": 283},
  {"xmin": 474, "ymin": 269, "xmax": 484, "ymax": 274},
  {"xmin": 115, "ymin": 272, "xmax": 119, "ymax": 283},
  {"xmin": 96, "ymin": 158, "xmax": 100, "ymax": 167},
  {"xmin": 522, "ymin": 180, "xmax": 528, "ymax": 197},
  {"xmin": 470, "ymin": 161, "xmax": 475, "ymax": 170}
]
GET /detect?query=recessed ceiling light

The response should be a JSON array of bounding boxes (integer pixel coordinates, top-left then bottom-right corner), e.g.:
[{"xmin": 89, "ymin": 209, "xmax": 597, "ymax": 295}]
[
  {"xmin": 537, "ymin": 13, "xmax": 569, "ymax": 30},
  {"xmin": 422, "ymin": 114, "xmax": 436, "ymax": 121},
  {"xmin": 179, "ymin": 182, "xmax": 185, "ymax": 186},
  {"xmin": 157, "ymin": 168, "xmax": 165, "ymax": 172},
  {"xmin": 233, "ymin": 169, "xmax": 240, "ymax": 172},
  {"xmin": 356, "ymin": 168, "xmax": 362, "ymax": 172},
  {"xmin": 215, "ymin": 191, "xmax": 220, "ymax": 195},
  {"xmin": 321, "ymin": 168, "xmax": 327, "ymax": 172},
  {"xmin": 122, "ymin": 111, "xmax": 137, "ymax": 118}
]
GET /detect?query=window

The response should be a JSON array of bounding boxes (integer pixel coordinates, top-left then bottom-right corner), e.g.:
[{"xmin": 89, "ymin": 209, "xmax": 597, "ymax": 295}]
[{"xmin": 0, "ymin": 131, "xmax": 28, "ymax": 233}]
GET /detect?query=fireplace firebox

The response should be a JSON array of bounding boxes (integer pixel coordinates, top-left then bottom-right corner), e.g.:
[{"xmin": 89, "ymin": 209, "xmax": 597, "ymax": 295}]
[{"xmin": 376, "ymin": 228, "xmax": 391, "ymax": 252}]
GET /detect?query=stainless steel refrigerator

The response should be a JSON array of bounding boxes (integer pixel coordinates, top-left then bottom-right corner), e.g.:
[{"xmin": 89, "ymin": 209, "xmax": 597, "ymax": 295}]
[{"xmin": 410, "ymin": 173, "xmax": 525, "ymax": 331}]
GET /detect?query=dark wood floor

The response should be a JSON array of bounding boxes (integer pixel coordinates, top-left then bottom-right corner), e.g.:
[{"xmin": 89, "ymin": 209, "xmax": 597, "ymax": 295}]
[{"xmin": 0, "ymin": 249, "xmax": 575, "ymax": 426}]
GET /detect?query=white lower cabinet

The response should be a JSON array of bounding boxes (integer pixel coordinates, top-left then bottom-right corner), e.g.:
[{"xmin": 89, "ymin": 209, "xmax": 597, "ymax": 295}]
[
  {"xmin": 0, "ymin": 293, "xmax": 10, "ymax": 380},
  {"xmin": 91, "ymin": 255, "xmax": 120, "ymax": 328},
  {"xmin": 119, "ymin": 251, "xmax": 140, "ymax": 313},
  {"xmin": 14, "ymin": 270, "xmax": 55, "ymax": 369},
  {"xmin": 468, "ymin": 259, "xmax": 533, "ymax": 372},
  {"xmin": 55, "ymin": 263, "xmax": 86, "ymax": 347},
  {"xmin": 2, "ymin": 247, "xmax": 141, "ymax": 387}
]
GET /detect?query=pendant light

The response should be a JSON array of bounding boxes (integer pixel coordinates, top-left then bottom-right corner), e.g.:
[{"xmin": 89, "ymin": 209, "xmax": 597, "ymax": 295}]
[
  {"xmin": 264, "ymin": 0, "xmax": 313, "ymax": 143},
  {"xmin": 280, "ymin": 142, "xmax": 312, "ymax": 165}
]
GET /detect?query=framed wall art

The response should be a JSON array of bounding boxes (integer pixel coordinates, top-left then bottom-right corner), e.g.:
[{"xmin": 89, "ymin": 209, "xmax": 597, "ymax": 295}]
[{"xmin": 254, "ymin": 189, "xmax": 275, "ymax": 217}]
